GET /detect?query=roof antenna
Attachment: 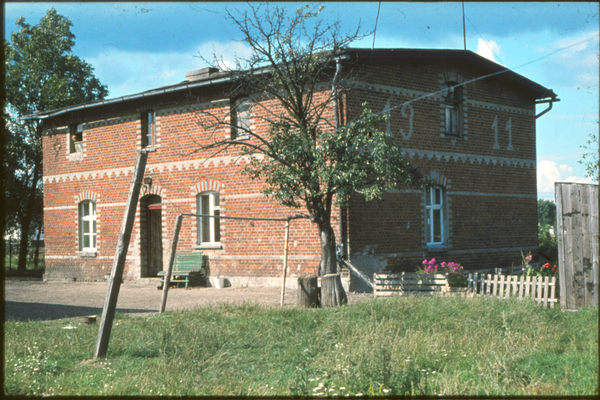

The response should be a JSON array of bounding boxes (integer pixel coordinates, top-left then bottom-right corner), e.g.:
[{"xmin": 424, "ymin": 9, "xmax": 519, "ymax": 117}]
[
  {"xmin": 371, "ymin": 1, "xmax": 381, "ymax": 63},
  {"xmin": 462, "ymin": 1, "xmax": 467, "ymax": 50}
]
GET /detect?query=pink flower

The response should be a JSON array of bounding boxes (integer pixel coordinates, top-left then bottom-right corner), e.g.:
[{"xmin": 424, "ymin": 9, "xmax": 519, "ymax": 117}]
[{"xmin": 422, "ymin": 259, "xmax": 428, "ymax": 265}]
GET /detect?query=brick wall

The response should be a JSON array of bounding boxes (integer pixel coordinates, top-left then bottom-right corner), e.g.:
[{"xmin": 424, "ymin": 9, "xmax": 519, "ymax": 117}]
[
  {"xmin": 42, "ymin": 57, "xmax": 541, "ymax": 285},
  {"xmin": 343, "ymin": 59, "xmax": 538, "ymax": 279}
]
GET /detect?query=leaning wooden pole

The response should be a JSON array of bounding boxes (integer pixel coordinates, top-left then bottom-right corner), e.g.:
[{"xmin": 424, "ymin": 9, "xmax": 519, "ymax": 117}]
[
  {"xmin": 94, "ymin": 149, "xmax": 152, "ymax": 359},
  {"xmin": 280, "ymin": 218, "xmax": 291, "ymax": 306},
  {"xmin": 160, "ymin": 214, "xmax": 183, "ymax": 313}
]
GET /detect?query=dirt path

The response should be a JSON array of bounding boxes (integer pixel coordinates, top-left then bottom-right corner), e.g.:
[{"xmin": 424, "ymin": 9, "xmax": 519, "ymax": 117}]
[{"xmin": 4, "ymin": 279, "xmax": 372, "ymax": 322}]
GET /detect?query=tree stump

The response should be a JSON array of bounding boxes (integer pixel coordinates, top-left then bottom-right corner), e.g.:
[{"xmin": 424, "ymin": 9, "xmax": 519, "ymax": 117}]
[
  {"xmin": 320, "ymin": 273, "xmax": 348, "ymax": 307},
  {"xmin": 297, "ymin": 274, "xmax": 320, "ymax": 308}
]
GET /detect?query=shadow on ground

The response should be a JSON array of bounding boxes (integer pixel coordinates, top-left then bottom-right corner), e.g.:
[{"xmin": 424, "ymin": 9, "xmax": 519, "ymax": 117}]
[{"xmin": 5, "ymin": 301, "xmax": 157, "ymax": 322}]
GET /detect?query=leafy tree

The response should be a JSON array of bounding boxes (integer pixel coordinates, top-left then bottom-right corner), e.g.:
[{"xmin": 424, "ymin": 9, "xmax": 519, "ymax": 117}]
[
  {"xmin": 537, "ymin": 199, "xmax": 556, "ymax": 227},
  {"xmin": 197, "ymin": 4, "xmax": 425, "ymax": 305},
  {"xmin": 579, "ymin": 133, "xmax": 599, "ymax": 182},
  {"xmin": 4, "ymin": 8, "xmax": 108, "ymax": 272}
]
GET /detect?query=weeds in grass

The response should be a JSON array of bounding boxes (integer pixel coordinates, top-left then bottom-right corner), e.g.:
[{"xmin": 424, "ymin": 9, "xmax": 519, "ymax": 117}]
[{"xmin": 4, "ymin": 297, "xmax": 598, "ymax": 396}]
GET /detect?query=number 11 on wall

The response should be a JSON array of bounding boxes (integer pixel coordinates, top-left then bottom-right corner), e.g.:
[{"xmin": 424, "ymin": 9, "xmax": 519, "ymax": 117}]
[{"xmin": 492, "ymin": 116, "xmax": 513, "ymax": 151}]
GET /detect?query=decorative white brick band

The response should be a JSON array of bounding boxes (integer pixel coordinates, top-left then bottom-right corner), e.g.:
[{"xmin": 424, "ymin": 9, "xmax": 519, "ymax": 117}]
[{"xmin": 401, "ymin": 149, "xmax": 535, "ymax": 168}]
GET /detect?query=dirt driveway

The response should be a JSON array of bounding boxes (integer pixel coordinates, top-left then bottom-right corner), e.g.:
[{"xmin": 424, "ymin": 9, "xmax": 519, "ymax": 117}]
[{"xmin": 4, "ymin": 278, "xmax": 372, "ymax": 322}]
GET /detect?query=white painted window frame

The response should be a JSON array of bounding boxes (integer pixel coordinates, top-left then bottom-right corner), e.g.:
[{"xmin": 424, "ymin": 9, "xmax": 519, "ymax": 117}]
[
  {"xmin": 197, "ymin": 192, "xmax": 221, "ymax": 245},
  {"xmin": 425, "ymin": 186, "xmax": 445, "ymax": 245},
  {"xmin": 79, "ymin": 200, "xmax": 97, "ymax": 251}
]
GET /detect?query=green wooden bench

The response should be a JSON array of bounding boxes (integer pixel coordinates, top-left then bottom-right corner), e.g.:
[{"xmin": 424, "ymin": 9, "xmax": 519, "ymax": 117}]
[{"xmin": 157, "ymin": 252, "xmax": 204, "ymax": 289}]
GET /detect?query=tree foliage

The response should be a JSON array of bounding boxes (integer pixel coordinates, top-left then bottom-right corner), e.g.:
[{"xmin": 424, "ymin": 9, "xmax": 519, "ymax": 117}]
[
  {"xmin": 196, "ymin": 3, "xmax": 426, "ymax": 293},
  {"xmin": 4, "ymin": 8, "xmax": 108, "ymax": 271},
  {"xmin": 579, "ymin": 133, "xmax": 599, "ymax": 182},
  {"xmin": 537, "ymin": 199, "xmax": 556, "ymax": 228}
]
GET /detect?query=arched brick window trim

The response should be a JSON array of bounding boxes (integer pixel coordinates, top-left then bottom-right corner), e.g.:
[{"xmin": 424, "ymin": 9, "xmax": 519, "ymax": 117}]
[
  {"xmin": 192, "ymin": 180, "xmax": 221, "ymax": 196},
  {"xmin": 140, "ymin": 184, "xmax": 165, "ymax": 198},
  {"xmin": 75, "ymin": 191, "xmax": 99, "ymax": 203}
]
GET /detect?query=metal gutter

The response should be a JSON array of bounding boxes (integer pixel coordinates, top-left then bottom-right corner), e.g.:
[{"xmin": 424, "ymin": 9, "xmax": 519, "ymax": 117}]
[{"xmin": 21, "ymin": 75, "xmax": 234, "ymax": 121}]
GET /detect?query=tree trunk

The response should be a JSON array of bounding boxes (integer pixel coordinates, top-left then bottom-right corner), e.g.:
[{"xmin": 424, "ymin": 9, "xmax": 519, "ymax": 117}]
[
  {"xmin": 17, "ymin": 165, "xmax": 41, "ymax": 272},
  {"xmin": 321, "ymin": 273, "xmax": 347, "ymax": 307},
  {"xmin": 33, "ymin": 223, "xmax": 42, "ymax": 269},
  {"xmin": 17, "ymin": 220, "xmax": 30, "ymax": 272},
  {"xmin": 297, "ymin": 274, "xmax": 320, "ymax": 307},
  {"xmin": 317, "ymin": 221, "xmax": 347, "ymax": 306}
]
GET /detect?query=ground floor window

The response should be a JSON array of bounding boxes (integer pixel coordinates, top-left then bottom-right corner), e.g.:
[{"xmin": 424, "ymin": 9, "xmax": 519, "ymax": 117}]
[
  {"xmin": 426, "ymin": 186, "xmax": 445, "ymax": 245},
  {"xmin": 79, "ymin": 200, "xmax": 96, "ymax": 250},
  {"xmin": 197, "ymin": 192, "xmax": 220, "ymax": 244}
]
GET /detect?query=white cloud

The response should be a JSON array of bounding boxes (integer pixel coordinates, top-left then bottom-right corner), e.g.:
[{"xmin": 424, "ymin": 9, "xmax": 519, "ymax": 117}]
[
  {"xmin": 476, "ymin": 38, "xmax": 503, "ymax": 64},
  {"xmin": 537, "ymin": 160, "xmax": 594, "ymax": 199}
]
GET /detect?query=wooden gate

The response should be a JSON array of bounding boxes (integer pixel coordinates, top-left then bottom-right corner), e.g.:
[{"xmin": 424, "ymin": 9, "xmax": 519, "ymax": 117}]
[{"xmin": 555, "ymin": 182, "xmax": 599, "ymax": 310}]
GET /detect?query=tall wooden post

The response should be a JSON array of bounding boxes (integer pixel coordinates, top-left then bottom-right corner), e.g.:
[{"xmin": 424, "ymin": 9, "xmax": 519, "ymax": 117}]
[
  {"xmin": 280, "ymin": 218, "xmax": 291, "ymax": 306},
  {"xmin": 94, "ymin": 150, "xmax": 151, "ymax": 359},
  {"xmin": 160, "ymin": 214, "xmax": 183, "ymax": 313}
]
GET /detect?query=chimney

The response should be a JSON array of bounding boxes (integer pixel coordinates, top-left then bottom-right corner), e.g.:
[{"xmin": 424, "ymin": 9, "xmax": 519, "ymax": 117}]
[{"xmin": 185, "ymin": 67, "xmax": 219, "ymax": 82}]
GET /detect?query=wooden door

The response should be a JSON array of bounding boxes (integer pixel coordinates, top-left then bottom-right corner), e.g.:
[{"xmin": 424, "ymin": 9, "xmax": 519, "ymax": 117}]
[{"xmin": 147, "ymin": 202, "xmax": 162, "ymax": 277}]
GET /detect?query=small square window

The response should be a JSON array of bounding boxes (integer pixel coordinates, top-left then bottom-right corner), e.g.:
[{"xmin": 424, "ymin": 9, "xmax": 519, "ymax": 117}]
[
  {"xmin": 231, "ymin": 98, "xmax": 250, "ymax": 140},
  {"xmin": 443, "ymin": 83, "xmax": 462, "ymax": 136},
  {"xmin": 142, "ymin": 111, "xmax": 156, "ymax": 147},
  {"xmin": 69, "ymin": 124, "xmax": 83, "ymax": 153}
]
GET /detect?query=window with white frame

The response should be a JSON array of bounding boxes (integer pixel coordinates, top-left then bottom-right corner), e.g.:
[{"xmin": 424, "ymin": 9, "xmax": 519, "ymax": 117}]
[
  {"xmin": 425, "ymin": 186, "xmax": 445, "ymax": 245},
  {"xmin": 69, "ymin": 123, "xmax": 83, "ymax": 153},
  {"xmin": 443, "ymin": 82, "xmax": 462, "ymax": 136},
  {"xmin": 197, "ymin": 192, "xmax": 220, "ymax": 245},
  {"xmin": 79, "ymin": 201, "xmax": 97, "ymax": 251},
  {"xmin": 230, "ymin": 98, "xmax": 250, "ymax": 140},
  {"xmin": 141, "ymin": 110, "xmax": 156, "ymax": 147}
]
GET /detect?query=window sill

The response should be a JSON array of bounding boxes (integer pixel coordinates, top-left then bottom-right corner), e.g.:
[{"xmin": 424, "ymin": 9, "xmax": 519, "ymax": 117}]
[
  {"xmin": 427, "ymin": 245, "xmax": 448, "ymax": 253},
  {"xmin": 193, "ymin": 244, "xmax": 223, "ymax": 250},
  {"xmin": 78, "ymin": 251, "xmax": 97, "ymax": 258},
  {"xmin": 68, "ymin": 152, "xmax": 84, "ymax": 161}
]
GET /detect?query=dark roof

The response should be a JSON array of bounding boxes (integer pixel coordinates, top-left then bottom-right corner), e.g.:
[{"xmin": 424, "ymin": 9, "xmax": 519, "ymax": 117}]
[
  {"xmin": 22, "ymin": 48, "xmax": 557, "ymax": 121},
  {"xmin": 345, "ymin": 48, "xmax": 557, "ymax": 100}
]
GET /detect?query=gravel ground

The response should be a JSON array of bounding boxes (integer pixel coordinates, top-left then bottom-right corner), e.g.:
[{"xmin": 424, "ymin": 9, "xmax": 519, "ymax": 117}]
[{"xmin": 4, "ymin": 278, "xmax": 373, "ymax": 322}]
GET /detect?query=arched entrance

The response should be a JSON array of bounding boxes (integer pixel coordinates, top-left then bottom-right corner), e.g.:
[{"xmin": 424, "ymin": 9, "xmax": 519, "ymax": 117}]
[{"xmin": 140, "ymin": 195, "xmax": 162, "ymax": 277}]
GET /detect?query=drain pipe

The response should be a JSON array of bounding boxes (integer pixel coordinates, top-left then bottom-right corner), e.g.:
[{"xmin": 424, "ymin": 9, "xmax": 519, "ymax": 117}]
[
  {"xmin": 333, "ymin": 55, "xmax": 350, "ymax": 263},
  {"xmin": 535, "ymin": 96, "xmax": 560, "ymax": 119}
]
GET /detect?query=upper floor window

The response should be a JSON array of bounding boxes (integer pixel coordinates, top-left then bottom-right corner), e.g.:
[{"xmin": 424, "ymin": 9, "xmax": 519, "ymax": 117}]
[
  {"xmin": 425, "ymin": 186, "xmax": 445, "ymax": 245},
  {"xmin": 69, "ymin": 123, "xmax": 83, "ymax": 153},
  {"xmin": 443, "ymin": 82, "xmax": 462, "ymax": 136},
  {"xmin": 79, "ymin": 201, "xmax": 97, "ymax": 251},
  {"xmin": 197, "ymin": 192, "xmax": 221, "ymax": 245},
  {"xmin": 231, "ymin": 98, "xmax": 250, "ymax": 140},
  {"xmin": 142, "ymin": 110, "xmax": 156, "ymax": 147}
]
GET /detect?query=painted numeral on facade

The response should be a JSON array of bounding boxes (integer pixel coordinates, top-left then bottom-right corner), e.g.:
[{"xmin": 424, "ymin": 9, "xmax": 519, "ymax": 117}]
[
  {"xmin": 505, "ymin": 118, "xmax": 513, "ymax": 150},
  {"xmin": 492, "ymin": 116, "xmax": 500, "ymax": 149},
  {"xmin": 400, "ymin": 104, "xmax": 414, "ymax": 140}
]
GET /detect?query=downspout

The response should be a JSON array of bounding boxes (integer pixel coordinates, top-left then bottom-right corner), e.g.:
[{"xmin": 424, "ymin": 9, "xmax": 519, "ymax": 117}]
[
  {"xmin": 333, "ymin": 55, "xmax": 349, "ymax": 261},
  {"xmin": 535, "ymin": 96, "xmax": 560, "ymax": 119}
]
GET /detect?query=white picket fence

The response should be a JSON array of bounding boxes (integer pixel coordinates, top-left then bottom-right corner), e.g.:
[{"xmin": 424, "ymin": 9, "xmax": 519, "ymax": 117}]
[{"xmin": 468, "ymin": 273, "xmax": 558, "ymax": 308}]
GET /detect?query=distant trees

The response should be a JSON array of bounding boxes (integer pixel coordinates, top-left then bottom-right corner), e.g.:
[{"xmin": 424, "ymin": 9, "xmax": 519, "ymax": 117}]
[
  {"xmin": 4, "ymin": 8, "xmax": 108, "ymax": 272},
  {"xmin": 537, "ymin": 199, "xmax": 556, "ymax": 228}
]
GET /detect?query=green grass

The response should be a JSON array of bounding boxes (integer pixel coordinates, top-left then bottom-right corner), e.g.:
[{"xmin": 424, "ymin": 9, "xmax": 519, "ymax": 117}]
[{"xmin": 4, "ymin": 296, "xmax": 598, "ymax": 396}]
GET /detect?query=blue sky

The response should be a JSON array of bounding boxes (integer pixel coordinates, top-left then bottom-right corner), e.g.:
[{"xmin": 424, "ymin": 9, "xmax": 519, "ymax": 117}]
[{"xmin": 5, "ymin": 2, "xmax": 599, "ymax": 200}]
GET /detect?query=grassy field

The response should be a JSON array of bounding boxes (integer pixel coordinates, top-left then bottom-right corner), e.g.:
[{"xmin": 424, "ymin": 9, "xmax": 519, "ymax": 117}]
[{"xmin": 4, "ymin": 295, "xmax": 597, "ymax": 396}]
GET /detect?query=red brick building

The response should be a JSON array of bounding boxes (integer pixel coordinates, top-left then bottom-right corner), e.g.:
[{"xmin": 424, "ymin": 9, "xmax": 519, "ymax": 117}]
[{"xmin": 29, "ymin": 49, "xmax": 557, "ymax": 289}]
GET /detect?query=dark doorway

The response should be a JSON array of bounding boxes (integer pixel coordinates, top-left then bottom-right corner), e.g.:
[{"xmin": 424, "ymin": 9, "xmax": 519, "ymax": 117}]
[{"xmin": 141, "ymin": 195, "xmax": 162, "ymax": 277}]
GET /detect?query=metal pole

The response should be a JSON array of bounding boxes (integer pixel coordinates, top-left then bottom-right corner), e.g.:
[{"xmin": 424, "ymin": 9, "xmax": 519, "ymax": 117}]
[
  {"xmin": 462, "ymin": 2, "xmax": 466, "ymax": 50},
  {"xmin": 94, "ymin": 149, "xmax": 151, "ymax": 359},
  {"xmin": 280, "ymin": 218, "xmax": 291, "ymax": 306},
  {"xmin": 160, "ymin": 214, "xmax": 183, "ymax": 313}
]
